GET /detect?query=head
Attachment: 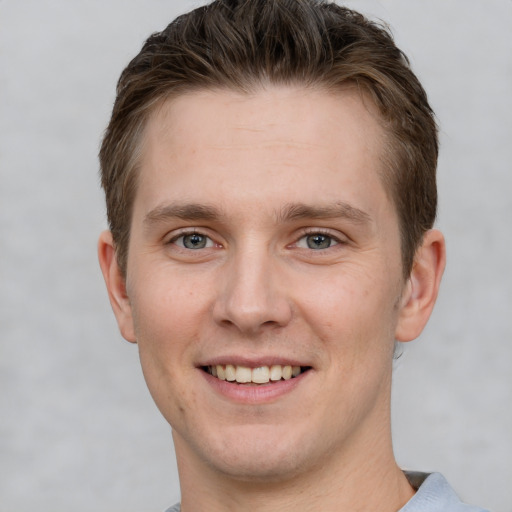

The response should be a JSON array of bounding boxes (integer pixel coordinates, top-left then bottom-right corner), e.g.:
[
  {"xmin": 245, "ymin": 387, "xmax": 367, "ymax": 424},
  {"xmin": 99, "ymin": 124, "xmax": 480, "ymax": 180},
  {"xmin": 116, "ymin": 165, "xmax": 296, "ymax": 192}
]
[
  {"xmin": 98, "ymin": 0, "xmax": 445, "ymax": 498},
  {"xmin": 100, "ymin": 0, "xmax": 438, "ymax": 280}
]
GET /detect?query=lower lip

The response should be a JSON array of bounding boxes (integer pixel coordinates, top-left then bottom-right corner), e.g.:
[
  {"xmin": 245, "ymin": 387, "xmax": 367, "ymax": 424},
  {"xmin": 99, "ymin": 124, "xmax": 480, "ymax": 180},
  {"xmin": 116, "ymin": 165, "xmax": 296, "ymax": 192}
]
[{"xmin": 200, "ymin": 369, "xmax": 310, "ymax": 404}]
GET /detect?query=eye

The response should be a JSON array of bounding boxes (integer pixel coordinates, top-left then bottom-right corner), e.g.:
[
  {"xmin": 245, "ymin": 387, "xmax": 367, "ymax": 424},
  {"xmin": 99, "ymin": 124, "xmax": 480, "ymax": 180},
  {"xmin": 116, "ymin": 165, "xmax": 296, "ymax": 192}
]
[
  {"xmin": 172, "ymin": 232, "xmax": 214, "ymax": 249},
  {"xmin": 296, "ymin": 232, "xmax": 339, "ymax": 250}
]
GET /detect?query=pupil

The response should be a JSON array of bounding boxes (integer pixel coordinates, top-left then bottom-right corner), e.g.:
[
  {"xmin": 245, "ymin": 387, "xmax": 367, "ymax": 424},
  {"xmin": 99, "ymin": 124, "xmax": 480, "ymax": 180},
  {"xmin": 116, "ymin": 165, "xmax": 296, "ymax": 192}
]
[
  {"xmin": 184, "ymin": 234, "xmax": 206, "ymax": 249},
  {"xmin": 307, "ymin": 234, "xmax": 331, "ymax": 249}
]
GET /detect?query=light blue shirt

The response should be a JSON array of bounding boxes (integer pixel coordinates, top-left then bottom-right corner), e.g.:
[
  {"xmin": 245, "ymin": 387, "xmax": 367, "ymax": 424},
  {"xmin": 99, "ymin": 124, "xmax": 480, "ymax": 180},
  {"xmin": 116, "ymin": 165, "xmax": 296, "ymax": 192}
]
[
  {"xmin": 401, "ymin": 472, "xmax": 489, "ymax": 512},
  {"xmin": 164, "ymin": 472, "xmax": 489, "ymax": 512}
]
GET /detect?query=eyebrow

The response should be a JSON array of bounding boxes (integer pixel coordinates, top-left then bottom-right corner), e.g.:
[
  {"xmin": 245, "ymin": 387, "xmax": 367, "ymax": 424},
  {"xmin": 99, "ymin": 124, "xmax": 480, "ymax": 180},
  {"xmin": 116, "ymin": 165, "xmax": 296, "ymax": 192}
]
[
  {"xmin": 143, "ymin": 200, "xmax": 372, "ymax": 227},
  {"xmin": 277, "ymin": 202, "xmax": 372, "ymax": 225},
  {"xmin": 144, "ymin": 203, "xmax": 221, "ymax": 226}
]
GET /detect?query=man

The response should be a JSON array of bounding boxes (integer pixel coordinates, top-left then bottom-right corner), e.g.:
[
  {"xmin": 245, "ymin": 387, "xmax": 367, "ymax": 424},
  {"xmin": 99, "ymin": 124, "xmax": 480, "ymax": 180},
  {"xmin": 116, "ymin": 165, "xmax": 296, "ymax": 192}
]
[{"xmin": 97, "ymin": 1, "xmax": 488, "ymax": 510}]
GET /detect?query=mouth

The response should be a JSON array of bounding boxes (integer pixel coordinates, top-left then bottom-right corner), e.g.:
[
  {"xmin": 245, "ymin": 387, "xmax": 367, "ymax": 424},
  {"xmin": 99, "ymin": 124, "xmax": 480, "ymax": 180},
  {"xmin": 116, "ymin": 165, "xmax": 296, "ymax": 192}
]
[{"xmin": 202, "ymin": 364, "xmax": 311, "ymax": 385}]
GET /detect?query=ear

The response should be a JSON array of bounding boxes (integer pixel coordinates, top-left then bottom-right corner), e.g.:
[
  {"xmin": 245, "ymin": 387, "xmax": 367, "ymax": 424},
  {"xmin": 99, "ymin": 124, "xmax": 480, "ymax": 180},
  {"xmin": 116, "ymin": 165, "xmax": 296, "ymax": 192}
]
[
  {"xmin": 97, "ymin": 231, "xmax": 137, "ymax": 343},
  {"xmin": 395, "ymin": 229, "xmax": 446, "ymax": 342}
]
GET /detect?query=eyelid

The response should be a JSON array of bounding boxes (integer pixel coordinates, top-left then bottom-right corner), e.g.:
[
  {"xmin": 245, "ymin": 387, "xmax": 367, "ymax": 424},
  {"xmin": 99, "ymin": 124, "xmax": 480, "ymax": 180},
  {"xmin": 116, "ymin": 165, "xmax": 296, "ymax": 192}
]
[
  {"xmin": 164, "ymin": 227, "xmax": 348, "ymax": 248},
  {"xmin": 299, "ymin": 227, "xmax": 347, "ymax": 242},
  {"xmin": 290, "ymin": 227, "xmax": 350, "ymax": 252}
]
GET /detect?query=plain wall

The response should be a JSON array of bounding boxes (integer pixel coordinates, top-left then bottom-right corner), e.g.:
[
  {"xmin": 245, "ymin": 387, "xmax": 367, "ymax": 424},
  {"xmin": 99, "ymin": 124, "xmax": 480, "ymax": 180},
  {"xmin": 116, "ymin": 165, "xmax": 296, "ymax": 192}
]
[{"xmin": 1, "ymin": 1, "xmax": 511, "ymax": 511}]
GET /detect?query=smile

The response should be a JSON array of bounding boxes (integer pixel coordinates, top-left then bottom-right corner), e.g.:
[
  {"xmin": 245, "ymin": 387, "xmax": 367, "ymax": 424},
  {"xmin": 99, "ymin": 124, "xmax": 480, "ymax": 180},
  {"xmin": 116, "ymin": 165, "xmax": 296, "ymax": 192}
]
[{"xmin": 204, "ymin": 364, "xmax": 310, "ymax": 384}]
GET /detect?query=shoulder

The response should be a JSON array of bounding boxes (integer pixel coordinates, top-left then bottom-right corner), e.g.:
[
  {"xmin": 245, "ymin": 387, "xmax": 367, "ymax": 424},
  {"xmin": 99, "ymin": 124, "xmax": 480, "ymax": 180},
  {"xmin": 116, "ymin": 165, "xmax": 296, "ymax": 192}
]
[
  {"xmin": 163, "ymin": 505, "xmax": 180, "ymax": 512},
  {"xmin": 401, "ymin": 472, "xmax": 490, "ymax": 512}
]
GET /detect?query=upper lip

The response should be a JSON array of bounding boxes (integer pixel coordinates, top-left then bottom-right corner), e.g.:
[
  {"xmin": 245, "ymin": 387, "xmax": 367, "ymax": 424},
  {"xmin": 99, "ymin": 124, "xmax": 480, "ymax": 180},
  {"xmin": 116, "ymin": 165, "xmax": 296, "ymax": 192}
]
[{"xmin": 197, "ymin": 356, "xmax": 310, "ymax": 368}]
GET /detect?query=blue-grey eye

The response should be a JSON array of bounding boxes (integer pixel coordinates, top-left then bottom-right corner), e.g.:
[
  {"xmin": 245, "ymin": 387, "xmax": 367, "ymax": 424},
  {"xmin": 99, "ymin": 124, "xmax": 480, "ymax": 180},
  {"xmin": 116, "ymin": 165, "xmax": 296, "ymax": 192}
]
[
  {"xmin": 307, "ymin": 234, "xmax": 332, "ymax": 249},
  {"xmin": 182, "ymin": 233, "xmax": 209, "ymax": 249},
  {"xmin": 296, "ymin": 233, "xmax": 339, "ymax": 250}
]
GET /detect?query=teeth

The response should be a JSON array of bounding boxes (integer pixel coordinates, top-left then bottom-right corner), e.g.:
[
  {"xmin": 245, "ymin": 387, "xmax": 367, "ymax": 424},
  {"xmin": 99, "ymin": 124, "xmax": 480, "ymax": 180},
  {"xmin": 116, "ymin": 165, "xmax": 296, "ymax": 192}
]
[
  {"xmin": 208, "ymin": 364, "xmax": 303, "ymax": 384},
  {"xmin": 225, "ymin": 364, "xmax": 236, "ymax": 381},
  {"xmin": 270, "ymin": 364, "xmax": 282, "ymax": 381},
  {"xmin": 252, "ymin": 366, "xmax": 270, "ymax": 384},
  {"xmin": 235, "ymin": 366, "xmax": 252, "ymax": 383}
]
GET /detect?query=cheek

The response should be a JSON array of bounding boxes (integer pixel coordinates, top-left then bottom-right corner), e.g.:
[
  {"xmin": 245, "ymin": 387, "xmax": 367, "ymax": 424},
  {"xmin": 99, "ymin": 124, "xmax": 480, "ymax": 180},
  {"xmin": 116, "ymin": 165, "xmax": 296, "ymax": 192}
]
[
  {"xmin": 130, "ymin": 281, "xmax": 207, "ymax": 425},
  {"xmin": 127, "ymin": 274, "xmax": 212, "ymax": 397},
  {"xmin": 295, "ymin": 266, "xmax": 399, "ymax": 353},
  {"xmin": 138, "ymin": 341, "xmax": 200, "ymax": 431},
  {"xmin": 130, "ymin": 267, "xmax": 212, "ymax": 336}
]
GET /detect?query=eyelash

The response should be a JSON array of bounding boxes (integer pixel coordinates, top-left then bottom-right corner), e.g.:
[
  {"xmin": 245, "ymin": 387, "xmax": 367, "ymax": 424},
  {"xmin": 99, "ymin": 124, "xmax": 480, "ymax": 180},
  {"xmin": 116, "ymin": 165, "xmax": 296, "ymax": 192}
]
[
  {"xmin": 294, "ymin": 229, "xmax": 346, "ymax": 250},
  {"xmin": 167, "ymin": 229, "xmax": 217, "ymax": 249},
  {"xmin": 166, "ymin": 228, "xmax": 346, "ymax": 251}
]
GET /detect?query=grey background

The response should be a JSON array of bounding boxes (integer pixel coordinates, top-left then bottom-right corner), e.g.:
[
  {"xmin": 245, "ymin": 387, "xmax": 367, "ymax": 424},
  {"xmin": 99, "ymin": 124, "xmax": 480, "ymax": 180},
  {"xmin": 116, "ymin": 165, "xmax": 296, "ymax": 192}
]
[{"xmin": 1, "ymin": 1, "xmax": 510, "ymax": 511}]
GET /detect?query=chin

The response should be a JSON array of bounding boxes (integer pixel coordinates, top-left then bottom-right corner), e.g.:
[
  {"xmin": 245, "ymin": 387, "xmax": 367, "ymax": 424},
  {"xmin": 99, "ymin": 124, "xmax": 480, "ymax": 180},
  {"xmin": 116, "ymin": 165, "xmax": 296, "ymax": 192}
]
[
  {"xmin": 206, "ymin": 448, "xmax": 310, "ymax": 484},
  {"xmin": 176, "ymin": 421, "xmax": 325, "ymax": 484}
]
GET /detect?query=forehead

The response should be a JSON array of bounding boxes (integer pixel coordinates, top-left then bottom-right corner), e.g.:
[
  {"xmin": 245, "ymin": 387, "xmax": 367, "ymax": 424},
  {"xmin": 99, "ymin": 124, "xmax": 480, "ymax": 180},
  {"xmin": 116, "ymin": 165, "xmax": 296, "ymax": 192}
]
[
  {"xmin": 136, "ymin": 85, "xmax": 392, "ymax": 221},
  {"xmin": 146, "ymin": 85, "xmax": 385, "ymax": 153}
]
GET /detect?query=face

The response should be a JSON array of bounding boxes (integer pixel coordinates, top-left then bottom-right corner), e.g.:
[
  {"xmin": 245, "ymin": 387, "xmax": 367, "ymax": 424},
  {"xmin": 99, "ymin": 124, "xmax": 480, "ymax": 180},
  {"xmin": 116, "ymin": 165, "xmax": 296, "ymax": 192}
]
[{"xmin": 107, "ymin": 86, "xmax": 413, "ymax": 482}]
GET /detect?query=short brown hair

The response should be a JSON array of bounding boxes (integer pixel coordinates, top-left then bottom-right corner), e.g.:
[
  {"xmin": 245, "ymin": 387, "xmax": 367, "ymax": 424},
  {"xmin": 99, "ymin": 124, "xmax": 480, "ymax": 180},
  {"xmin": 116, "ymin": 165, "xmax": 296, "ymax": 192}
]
[{"xmin": 100, "ymin": 0, "xmax": 438, "ymax": 277}]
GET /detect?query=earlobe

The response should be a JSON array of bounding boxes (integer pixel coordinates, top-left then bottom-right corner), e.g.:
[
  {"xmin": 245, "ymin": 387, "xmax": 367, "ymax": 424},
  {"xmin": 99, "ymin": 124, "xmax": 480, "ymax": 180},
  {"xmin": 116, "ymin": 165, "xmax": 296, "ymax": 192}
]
[
  {"xmin": 395, "ymin": 229, "xmax": 446, "ymax": 342},
  {"xmin": 97, "ymin": 231, "xmax": 137, "ymax": 343}
]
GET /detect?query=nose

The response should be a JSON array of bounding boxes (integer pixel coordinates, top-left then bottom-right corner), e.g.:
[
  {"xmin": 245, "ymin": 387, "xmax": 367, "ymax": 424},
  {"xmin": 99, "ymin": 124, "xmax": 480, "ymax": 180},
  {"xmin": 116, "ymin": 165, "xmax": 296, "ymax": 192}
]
[{"xmin": 213, "ymin": 246, "xmax": 293, "ymax": 335}]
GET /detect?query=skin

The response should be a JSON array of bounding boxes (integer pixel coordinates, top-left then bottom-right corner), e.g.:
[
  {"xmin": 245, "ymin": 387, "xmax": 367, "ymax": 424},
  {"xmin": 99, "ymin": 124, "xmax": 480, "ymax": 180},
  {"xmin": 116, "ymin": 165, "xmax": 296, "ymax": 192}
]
[{"xmin": 99, "ymin": 85, "xmax": 445, "ymax": 511}]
